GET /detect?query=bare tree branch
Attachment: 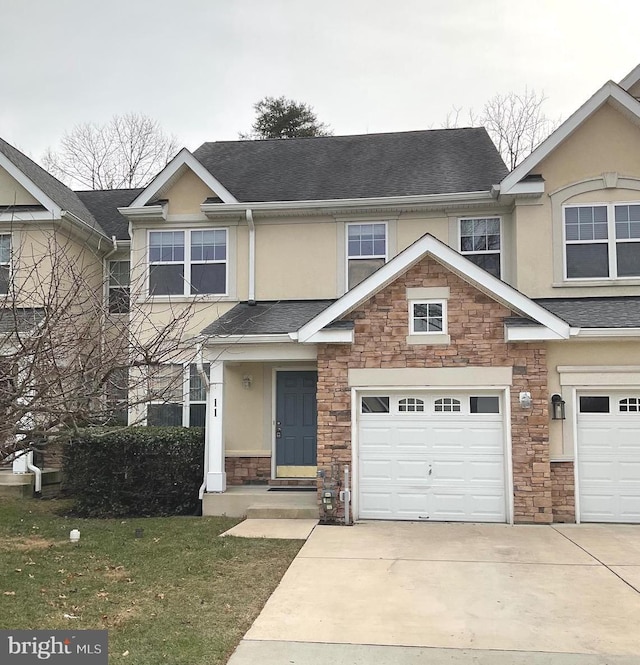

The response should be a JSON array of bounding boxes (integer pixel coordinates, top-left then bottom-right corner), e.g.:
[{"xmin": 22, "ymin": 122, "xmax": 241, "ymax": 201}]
[{"xmin": 42, "ymin": 113, "xmax": 179, "ymax": 190}]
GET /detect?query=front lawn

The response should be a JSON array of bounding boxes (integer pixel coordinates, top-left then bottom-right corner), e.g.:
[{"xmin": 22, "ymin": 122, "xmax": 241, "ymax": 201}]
[{"xmin": 0, "ymin": 498, "xmax": 302, "ymax": 664}]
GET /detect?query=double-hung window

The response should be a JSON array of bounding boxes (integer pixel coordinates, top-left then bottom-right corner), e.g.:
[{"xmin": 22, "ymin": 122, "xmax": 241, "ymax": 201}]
[
  {"xmin": 0, "ymin": 234, "xmax": 11, "ymax": 294},
  {"xmin": 147, "ymin": 363, "xmax": 209, "ymax": 428},
  {"xmin": 347, "ymin": 223, "xmax": 386, "ymax": 289},
  {"xmin": 459, "ymin": 217, "xmax": 501, "ymax": 278},
  {"xmin": 148, "ymin": 229, "xmax": 227, "ymax": 296},
  {"xmin": 106, "ymin": 367, "xmax": 129, "ymax": 425},
  {"xmin": 564, "ymin": 204, "xmax": 640, "ymax": 279},
  {"xmin": 108, "ymin": 260, "xmax": 130, "ymax": 313}
]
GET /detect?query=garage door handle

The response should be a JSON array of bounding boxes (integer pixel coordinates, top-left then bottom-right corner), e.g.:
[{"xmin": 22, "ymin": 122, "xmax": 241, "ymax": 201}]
[{"xmin": 428, "ymin": 465, "xmax": 432, "ymax": 476}]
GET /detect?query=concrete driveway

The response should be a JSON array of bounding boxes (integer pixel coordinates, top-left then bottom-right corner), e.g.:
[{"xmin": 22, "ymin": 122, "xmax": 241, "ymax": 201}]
[{"xmin": 229, "ymin": 522, "xmax": 640, "ymax": 664}]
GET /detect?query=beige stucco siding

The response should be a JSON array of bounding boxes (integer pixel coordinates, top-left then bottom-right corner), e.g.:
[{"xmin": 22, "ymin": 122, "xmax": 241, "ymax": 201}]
[
  {"xmin": 514, "ymin": 103, "xmax": 640, "ymax": 298},
  {"xmin": 163, "ymin": 170, "xmax": 218, "ymax": 215},
  {"xmin": 396, "ymin": 213, "xmax": 448, "ymax": 251},
  {"xmin": 255, "ymin": 219, "xmax": 337, "ymax": 299},
  {"xmin": 546, "ymin": 340, "xmax": 640, "ymax": 458},
  {"xmin": 0, "ymin": 167, "xmax": 40, "ymax": 206},
  {"xmin": 536, "ymin": 103, "xmax": 640, "ymax": 190}
]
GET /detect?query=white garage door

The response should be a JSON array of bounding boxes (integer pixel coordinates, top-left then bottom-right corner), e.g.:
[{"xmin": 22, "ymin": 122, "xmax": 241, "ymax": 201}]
[
  {"xmin": 578, "ymin": 392, "xmax": 640, "ymax": 523},
  {"xmin": 358, "ymin": 392, "xmax": 507, "ymax": 522}
]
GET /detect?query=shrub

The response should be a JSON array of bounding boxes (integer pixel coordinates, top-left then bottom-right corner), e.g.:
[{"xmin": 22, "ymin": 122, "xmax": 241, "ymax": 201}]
[{"xmin": 63, "ymin": 427, "xmax": 204, "ymax": 517}]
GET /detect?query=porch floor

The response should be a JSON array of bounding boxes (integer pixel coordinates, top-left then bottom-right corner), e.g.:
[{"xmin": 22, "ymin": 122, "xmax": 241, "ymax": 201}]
[
  {"xmin": 203, "ymin": 486, "xmax": 319, "ymax": 519},
  {"xmin": 0, "ymin": 468, "xmax": 62, "ymax": 498}
]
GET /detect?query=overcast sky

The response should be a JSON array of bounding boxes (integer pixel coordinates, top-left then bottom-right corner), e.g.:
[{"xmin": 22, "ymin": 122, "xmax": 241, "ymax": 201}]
[{"xmin": 2, "ymin": 0, "xmax": 639, "ymax": 162}]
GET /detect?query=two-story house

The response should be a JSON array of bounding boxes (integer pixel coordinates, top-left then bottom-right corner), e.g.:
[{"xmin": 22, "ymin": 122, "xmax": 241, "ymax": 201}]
[{"xmin": 3, "ymin": 65, "xmax": 640, "ymax": 524}]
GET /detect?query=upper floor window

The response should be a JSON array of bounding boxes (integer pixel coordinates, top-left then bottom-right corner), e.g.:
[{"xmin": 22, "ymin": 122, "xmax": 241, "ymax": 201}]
[
  {"xmin": 108, "ymin": 260, "xmax": 130, "ymax": 313},
  {"xmin": 459, "ymin": 217, "xmax": 501, "ymax": 278},
  {"xmin": 148, "ymin": 229, "xmax": 227, "ymax": 296},
  {"xmin": 0, "ymin": 234, "xmax": 11, "ymax": 294},
  {"xmin": 564, "ymin": 204, "xmax": 640, "ymax": 279},
  {"xmin": 347, "ymin": 223, "xmax": 386, "ymax": 290}
]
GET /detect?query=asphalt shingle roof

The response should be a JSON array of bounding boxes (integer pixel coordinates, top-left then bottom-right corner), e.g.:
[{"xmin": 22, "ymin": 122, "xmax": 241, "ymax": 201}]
[
  {"xmin": 201, "ymin": 300, "xmax": 335, "ymax": 336},
  {"xmin": 76, "ymin": 188, "xmax": 143, "ymax": 240},
  {"xmin": 534, "ymin": 297, "xmax": 640, "ymax": 328},
  {"xmin": 193, "ymin": 128, "xmax": 508, "ymax": 202},
  {"xmin": 0, "ymin": 138, "xmax": 102, "ymax": 234}
]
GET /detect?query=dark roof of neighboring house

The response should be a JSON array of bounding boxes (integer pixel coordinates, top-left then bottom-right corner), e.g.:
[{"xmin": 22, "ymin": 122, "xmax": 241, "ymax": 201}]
[
  {"xmin": 193, "ymin": 128, "xmax": 508, "ymax": 202},
  {"xmin": 535, "ymin": 297, "xmax": 640, "ymax": 328},
  {"xmin": 76, "ymin": 188, "xmax": 143, "ymax": 240},
  {"xmin": 0, "ymin": 308, "xmax": 45, "ymax": 334},
  {"xmin": 0, "ymin": 138, "xmax": 102, "ymax": 234},
  {"xmin": 201, "ymin": 300, "xmax": 335, "ymax": 336}
]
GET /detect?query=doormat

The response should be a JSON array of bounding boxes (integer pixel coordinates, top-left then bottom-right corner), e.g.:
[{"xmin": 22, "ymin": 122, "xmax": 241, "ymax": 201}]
[{"xmin": 267, "ymin": 487, "xmax": 316, "ymax": 492}]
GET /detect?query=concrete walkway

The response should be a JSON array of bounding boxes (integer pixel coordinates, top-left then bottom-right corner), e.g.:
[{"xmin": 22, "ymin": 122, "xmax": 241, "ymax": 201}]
[
  {"xmin": 228, "ymin": 521, "xmax": 640, "ymax": 664},
  {"xmin": 220, "ymin": 518, "xmax": 318, "ymax": 540}
]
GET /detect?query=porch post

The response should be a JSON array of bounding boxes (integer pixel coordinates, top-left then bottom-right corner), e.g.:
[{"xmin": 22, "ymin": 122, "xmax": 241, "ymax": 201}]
[{"xmin": 206, "ymin": 360, "xmax": 226, "ymax": 492}]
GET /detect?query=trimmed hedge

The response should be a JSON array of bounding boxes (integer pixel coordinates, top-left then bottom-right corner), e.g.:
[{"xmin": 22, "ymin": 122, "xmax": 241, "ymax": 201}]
[{"xmin": 63, "ymin": 427, "xmax": 204, "ymax": 517}]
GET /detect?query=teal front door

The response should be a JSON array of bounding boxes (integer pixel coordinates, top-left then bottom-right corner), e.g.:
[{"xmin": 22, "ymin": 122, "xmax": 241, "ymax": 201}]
[{"xmin": 275, "ymin": 371, "xmax": 317, "ymax": 478}]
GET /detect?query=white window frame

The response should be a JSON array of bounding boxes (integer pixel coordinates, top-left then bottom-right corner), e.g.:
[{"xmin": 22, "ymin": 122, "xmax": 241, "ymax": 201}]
[
  {"xmin": 458, "ymin": 216, "xmax": 502, "ymax": 278},
  {"xmin": 0, "ymin": 233, "xmax": 12, "ymax": 295},
  {"xmin": 146, "ymin": 363, "xmax": 209, "ymax": 428},
  {"xmin": 563, "ymin": 202, "xmax": 640, "ymax": 281},
  {"xmin": 147, "ymin": 228, "xmax": 228, "ymax": 297},
  {"xmin": 108, "ymin": 259, "xmax": 130, "ymax": 314},
  {"xmin": 409, "ymin": 299, "xmax": 447, "ymax": 336},
  {"xmin": 346, "ymin": 222, "xmax": 388, "ymax": 289}
]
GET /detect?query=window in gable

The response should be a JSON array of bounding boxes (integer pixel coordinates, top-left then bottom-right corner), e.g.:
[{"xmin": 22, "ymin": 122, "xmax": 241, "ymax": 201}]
[
  {"xmin": 0, "ymin": 234, "xmax": 11, "ymax": 294},
  {"xmin": 410, "ymin": 300, "xmax": 446, "ymax": 335},
  {"xmin": 398, "ymin": 397, "xmax": 425, "ymax": 412},
  {"xmin": 434, "ymin": 397, "xmax": 461, "ymax": 412},
  {"xmin": 148, "ymin": 229, "xmax": 227, "ymax": 296},
  {"xmin": 459, "ymin": 217, "xmax": 501, "ymax": 278},
  {"xmin": 564, "ymin": 204, "xmax": 640, "ymax": 279},
  {"xmin": 347, "ymin": 223, "xmax": 386, "ymax": 289}
]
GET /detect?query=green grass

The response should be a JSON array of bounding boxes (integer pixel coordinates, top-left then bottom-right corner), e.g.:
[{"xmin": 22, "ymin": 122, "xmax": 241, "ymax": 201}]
[{"xmin": 0, "ymin": 498, "xmax": 303, "ymax": 664}]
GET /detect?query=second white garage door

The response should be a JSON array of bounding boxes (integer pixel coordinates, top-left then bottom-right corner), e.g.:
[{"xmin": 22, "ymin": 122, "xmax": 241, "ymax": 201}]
[{"xmin": 358, "ymin": 392, "xmax": 507, "ymax": 522}]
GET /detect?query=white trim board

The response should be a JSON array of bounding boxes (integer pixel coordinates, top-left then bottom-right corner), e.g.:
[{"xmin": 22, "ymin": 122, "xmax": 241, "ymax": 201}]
[
  {"xmin": 127, "ymin": 148, "xmax": 238, "ymax": 208},
  {"xmin": 500, "ymin": 81, "xmax": 640, "ymax": 195},
  {"xmin": 297, "ymin": 233, "xmax": 570, "ymax": 342},
  {"xmin": 0, "ymin": 152, "xmax": 61, "ymax": 218}
]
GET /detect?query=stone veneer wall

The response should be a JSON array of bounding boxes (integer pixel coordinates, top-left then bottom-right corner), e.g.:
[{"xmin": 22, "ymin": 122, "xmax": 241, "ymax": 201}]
[
  {"xmin": 317, "ymin": 255, "xmax": 551, "ymax": 523},
  {"xmin": 551, "ymin": 461, "xmax": 576, "ymax": 523},
  {"xmin": 224, "ymin": 456, "xmax": 316, "ymax": 486}
]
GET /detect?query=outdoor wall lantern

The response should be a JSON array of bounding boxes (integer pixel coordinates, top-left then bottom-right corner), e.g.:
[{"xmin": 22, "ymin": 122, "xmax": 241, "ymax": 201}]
[
  {"xmin": 242, "ymin": 375, "xmax": 253, "ymax": 390},
  {"xmin": 551, "ymin": 394, "xmax": 566, "ymax": 420}
]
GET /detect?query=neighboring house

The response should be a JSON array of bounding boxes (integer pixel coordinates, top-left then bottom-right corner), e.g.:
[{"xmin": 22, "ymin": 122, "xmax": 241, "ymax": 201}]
[{"xmin": 3, "ymin": 65, "xmax": 640, "ymax": 524}]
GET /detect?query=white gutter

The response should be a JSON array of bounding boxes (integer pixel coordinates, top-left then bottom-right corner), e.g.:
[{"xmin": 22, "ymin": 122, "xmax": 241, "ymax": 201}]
[
  {"xmin": 196, "ymin": 342, "xmax": 211, "ymax": 502},
  {"xmin": 201, "ymin": 190, "xmax": 495, "ymax": 216},
  {"xmin": 570, "ymin": 327, "xmax": 640, "ymax": 338},
  {"xmin": 246, "ymin": 209, "xmax": 256, "ymax": 304},
  {"xmin": 61, "ymin": 210, "xmax": 111, "ymax": 244},
  {"xmin": 26, "ymin": 451, "xmax": 42, "ymax": 494}
]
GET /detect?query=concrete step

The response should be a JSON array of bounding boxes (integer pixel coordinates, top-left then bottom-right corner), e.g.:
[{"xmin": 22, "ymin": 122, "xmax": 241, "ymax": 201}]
[{"xmin": 246, "ymin": 503, "xmax": 319, "ymax": 519}]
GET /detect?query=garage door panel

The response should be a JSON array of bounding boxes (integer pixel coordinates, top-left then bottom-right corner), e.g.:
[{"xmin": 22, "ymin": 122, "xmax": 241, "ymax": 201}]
[
  {"xmin": 578, "ymin": 392, "xmax": 640, "ymax": 523},
  {"xmin": 358, "ymin": 392, "xmax": 506, "ymax": 522}
]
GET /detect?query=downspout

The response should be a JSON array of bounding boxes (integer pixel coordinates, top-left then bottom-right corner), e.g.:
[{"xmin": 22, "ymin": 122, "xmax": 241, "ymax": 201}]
[
  {"xmin": 196, "ymin": 342, "xmax": 211, "ymax": 501},
  {"xmin": 246, "ymin": 209, "xmax": 256, "ymax": 305},
  {"xmin": 26, "ymin": 451, "xmax": 42, "ymax": 494}
]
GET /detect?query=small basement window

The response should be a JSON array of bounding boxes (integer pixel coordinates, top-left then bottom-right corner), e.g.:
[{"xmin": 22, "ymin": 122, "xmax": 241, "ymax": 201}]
[
  {"xmin": 579, "ymin": 396, "xmax": 610, "ymax": 413},
  {"xmin": 361, "ymin": 396, "xmax": 390, "ymax": 413}
]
